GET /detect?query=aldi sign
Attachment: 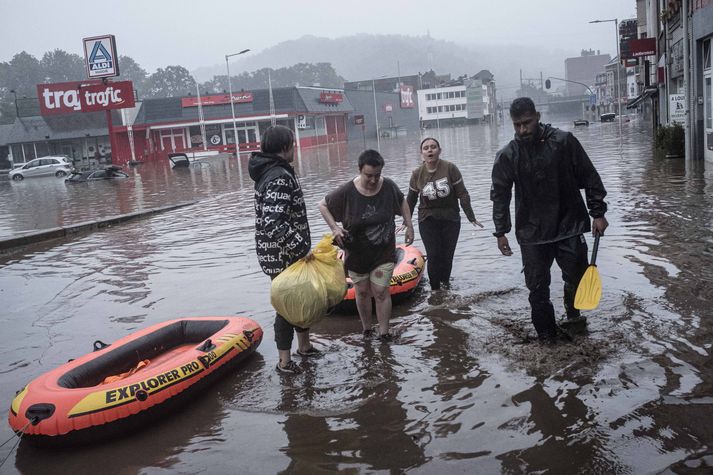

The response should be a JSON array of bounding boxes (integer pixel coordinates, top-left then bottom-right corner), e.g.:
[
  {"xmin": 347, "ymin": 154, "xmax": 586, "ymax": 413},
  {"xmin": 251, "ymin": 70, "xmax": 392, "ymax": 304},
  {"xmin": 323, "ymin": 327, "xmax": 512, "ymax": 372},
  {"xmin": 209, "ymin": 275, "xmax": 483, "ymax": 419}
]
[
  {"xmin": 83, "ymin": 35, "xmax": 119, "ymax": 78},
  {"xmin": 37, "ymin": 80, "xmax": 135, "ymax": 115}
]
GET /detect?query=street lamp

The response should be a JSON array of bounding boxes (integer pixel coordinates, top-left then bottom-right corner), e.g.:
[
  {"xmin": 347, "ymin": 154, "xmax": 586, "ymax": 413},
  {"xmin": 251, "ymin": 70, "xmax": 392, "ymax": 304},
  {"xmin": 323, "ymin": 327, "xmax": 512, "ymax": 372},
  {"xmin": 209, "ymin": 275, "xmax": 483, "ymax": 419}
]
[
  {"xmin": 545, "ymin": 77, "xmax": 595, "ymax": 116},
  {"xmin": 545, "ymin": 77, "xmax": 594, "ymax": 96},
  {"xmin": 9, "ymin": 89, "xmax": 19, "ymax": 118},
  {"xmin": 372, "ymin": 78, "xmax": 380, "ymax": 152},
  {"xmin": 372, "ymin": 75, "xmax": 388, "ymax": 152},
  {"xmin": 590, "ymin": 19, "xmax": 622, "ymax": 138},
  {"xmin": 225, "ymin": 49, "xmax": 251, "ymax": 157}
]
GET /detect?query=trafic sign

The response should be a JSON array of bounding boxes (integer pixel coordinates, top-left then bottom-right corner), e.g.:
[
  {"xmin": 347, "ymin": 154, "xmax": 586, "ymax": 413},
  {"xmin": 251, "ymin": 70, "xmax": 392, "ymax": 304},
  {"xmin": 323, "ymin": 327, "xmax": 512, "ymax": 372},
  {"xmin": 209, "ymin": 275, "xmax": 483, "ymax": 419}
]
[{"xmin": 37, "ymin": 80, "xmax": 135, "ymax": 115}]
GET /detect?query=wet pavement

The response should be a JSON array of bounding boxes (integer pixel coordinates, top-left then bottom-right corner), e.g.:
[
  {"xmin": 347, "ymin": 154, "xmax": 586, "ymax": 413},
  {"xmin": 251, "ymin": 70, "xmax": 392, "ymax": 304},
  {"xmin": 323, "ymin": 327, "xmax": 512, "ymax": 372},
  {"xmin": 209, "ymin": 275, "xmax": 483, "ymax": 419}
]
[{"xmin": 1, "ymin": 114, "xmax": 713, "ymax": 474}]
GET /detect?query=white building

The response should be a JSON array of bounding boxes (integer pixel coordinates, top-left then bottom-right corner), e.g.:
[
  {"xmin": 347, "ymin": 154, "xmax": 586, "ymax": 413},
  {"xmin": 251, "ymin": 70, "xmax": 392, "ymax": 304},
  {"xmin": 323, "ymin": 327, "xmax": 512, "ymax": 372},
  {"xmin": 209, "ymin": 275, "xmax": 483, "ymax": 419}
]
[
  {"xmin": 417, "ymin": 85, "xmax": 468, "ymax": 125},
  {"xmin": 417, "ymin": 79, "xmax": 494, "ymax": 127}
]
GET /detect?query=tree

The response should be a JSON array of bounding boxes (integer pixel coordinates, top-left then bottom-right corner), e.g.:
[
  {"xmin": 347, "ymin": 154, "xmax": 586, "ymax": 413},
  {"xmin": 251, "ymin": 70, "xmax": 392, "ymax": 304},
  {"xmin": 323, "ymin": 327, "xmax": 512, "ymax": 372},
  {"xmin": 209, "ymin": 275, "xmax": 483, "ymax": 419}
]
[
  {"xmin": 0, "ymin": 52, "xmax": 44, "ymax": 122},
  {"xmin": 144, "ymin": 65, "xmax": 196, "ymax": 98},
  {"xmin": 0, "ymin": 51, "xmax": 43, "ymax": 96},
  {"xmin": 40, "ymin": 49, "xmax": 85, "ymax": 83},
  {"xmin": 117, "ymin": 55, "xmax": 148, "ymax": 99},
  {"xmin": 204, "ymin": 62, "xmax": 345, "ymax": 91}
]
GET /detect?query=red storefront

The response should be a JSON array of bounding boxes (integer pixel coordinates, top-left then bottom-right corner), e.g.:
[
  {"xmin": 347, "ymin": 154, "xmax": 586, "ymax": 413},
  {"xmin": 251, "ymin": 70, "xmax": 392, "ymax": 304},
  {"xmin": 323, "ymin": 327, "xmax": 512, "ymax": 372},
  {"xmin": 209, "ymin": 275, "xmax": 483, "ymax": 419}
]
[{"xmin": 109, "ymin": 87, "xmax": 352, "ymax": 165}]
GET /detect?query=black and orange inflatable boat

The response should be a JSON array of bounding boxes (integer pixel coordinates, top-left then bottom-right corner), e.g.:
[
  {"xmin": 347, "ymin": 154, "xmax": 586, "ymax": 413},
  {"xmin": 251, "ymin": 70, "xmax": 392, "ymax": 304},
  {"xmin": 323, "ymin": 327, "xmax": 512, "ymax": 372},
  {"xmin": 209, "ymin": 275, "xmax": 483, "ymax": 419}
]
[
  {"xmin": 8, "ymin": 316, "xmax": 262, "ymax": 446},
  {"xmin": 335, "ymin": 244, "xmax": 425, "ymax": 312}
]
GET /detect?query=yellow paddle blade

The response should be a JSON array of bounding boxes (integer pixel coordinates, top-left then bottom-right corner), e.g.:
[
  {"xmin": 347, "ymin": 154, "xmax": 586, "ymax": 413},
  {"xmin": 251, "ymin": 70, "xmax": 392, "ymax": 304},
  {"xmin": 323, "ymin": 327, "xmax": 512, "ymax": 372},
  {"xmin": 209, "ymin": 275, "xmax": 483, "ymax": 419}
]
[{"xmin": 574, "ymin": 265, "xmax": 601, "ymax": 310}]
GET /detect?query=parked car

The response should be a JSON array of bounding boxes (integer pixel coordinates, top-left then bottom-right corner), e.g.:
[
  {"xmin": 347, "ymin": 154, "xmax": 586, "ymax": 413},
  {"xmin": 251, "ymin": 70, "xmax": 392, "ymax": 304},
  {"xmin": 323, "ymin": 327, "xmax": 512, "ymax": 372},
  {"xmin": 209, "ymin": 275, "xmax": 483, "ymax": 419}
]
[
  {"xmin": 9, "ymin": 156, "xmax": 74, "ymax": 181},
  {"xmin": 600, "ymin": 113, "xmax": 616, "ymax": 122},
  {"xmin": 65, "ymin": 165, "xmax": 129, "ymax": 183}
]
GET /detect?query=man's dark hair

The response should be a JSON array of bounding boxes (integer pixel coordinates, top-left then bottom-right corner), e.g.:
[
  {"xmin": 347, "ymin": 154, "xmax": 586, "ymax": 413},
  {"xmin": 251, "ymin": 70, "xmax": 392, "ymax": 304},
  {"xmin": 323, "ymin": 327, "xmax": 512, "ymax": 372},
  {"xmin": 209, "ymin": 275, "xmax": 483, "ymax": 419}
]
[
  {"xmin": 509, "ymin": 97, "xmax": 537, "ymax": 118},
  {"xmin": 260, "ymin": 125, "xmax": 295, "ymax": 154},
  {"xmin": 357, "ymin": 149, "xmax": 385, "ymax": 170}
]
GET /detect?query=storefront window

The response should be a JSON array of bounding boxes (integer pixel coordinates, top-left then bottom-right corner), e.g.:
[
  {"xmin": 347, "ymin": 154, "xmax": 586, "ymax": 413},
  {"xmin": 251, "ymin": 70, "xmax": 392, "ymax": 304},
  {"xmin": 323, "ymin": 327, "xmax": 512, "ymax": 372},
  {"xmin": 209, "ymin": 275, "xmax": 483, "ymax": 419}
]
[
  {"xmin": 35, "ymin": 142, "xmax": 50, "ymax": 157},
  {"xmin": 224, "ymin": 125, "xmax": 237, "ymax": 145},
  {"xmin": 188, "ymin": 126, "xmax": 204, "ymax": 148},
  {"xmin": 11, "ymin": 144, "xmax": 23, "ymax": 163},
  {"xmin": 205, "ymin": 124, "xmax": 222, "ymax": 146},
  {"xmin": 23, "ymin": 144, "xmax": 36, "ymax": 161}
]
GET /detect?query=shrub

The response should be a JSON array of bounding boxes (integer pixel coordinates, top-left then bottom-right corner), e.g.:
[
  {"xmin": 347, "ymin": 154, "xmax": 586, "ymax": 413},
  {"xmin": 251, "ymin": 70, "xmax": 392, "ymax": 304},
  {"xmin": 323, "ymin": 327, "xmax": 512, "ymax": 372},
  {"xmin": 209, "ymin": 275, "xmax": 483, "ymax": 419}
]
[{"xmin": 654, "ymin": 122, "xmax": 684, "ymax": 157}]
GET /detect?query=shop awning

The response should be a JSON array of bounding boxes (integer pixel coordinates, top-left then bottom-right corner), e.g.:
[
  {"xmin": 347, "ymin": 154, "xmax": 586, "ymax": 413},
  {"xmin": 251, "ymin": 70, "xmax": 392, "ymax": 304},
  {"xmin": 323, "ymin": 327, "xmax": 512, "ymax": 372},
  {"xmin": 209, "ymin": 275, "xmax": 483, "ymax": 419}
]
[
  {"xmin": 147, "ymin": 114, "xmax": 289, "ymax": 131},
  {"xmin": 626, "ymin": 87, "xmax": 658, "ymax": 109}
]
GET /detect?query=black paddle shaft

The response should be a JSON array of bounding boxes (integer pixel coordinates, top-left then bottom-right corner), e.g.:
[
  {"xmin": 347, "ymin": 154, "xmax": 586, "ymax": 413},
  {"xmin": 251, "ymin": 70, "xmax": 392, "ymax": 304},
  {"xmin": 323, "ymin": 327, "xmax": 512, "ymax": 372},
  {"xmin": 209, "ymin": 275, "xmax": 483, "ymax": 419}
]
[{"xmin": 590, "ymin": 234, "xmax": 601, "ymax": 266}]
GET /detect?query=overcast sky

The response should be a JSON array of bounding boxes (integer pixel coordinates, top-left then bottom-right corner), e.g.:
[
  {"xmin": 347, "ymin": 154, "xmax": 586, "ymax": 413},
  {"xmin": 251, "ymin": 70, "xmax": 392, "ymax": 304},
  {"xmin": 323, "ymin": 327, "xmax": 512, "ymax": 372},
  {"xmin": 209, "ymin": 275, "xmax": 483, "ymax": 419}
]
[{"xmin": 1, "ymin": 0, "xmax": 636, "ymax": 73}]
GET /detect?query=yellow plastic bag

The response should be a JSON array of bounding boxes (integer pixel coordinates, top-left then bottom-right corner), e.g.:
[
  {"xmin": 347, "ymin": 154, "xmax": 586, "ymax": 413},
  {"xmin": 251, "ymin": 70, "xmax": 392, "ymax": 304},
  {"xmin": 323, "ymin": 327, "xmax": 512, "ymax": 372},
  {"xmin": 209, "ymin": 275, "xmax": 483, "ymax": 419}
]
[{"xmin": 271, "ymin": 234, "xmax": 347, "ymax": 328}]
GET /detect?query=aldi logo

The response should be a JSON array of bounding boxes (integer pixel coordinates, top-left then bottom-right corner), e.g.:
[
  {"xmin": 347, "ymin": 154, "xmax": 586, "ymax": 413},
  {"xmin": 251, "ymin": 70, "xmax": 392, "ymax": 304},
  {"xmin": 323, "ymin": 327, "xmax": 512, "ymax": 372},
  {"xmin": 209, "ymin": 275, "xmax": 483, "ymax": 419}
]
[{"xmin": 83, "ymin": 35, "xmax": 119, "ymax": 78}]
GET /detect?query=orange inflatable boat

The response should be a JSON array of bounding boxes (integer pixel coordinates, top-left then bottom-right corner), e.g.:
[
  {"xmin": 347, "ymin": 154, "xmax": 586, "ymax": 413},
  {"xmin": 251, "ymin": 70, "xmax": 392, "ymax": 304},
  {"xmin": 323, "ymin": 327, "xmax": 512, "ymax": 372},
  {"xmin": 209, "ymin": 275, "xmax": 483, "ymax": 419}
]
[
  {"xmin": 8, "ymin": 316, "xmax": 262, "ymax": 446},
  {"xmin": 335, "ymin": 244, "xmax": 425, "ymax": 311}
]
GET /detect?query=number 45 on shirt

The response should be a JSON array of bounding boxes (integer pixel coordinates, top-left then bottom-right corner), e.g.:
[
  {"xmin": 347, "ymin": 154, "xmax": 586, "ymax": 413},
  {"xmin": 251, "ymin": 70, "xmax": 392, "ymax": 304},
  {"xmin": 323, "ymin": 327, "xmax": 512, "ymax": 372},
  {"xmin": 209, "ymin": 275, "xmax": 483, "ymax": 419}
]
[{"xmin": 422, "ymin": 178, "xmax": 451, "ymax": 200}]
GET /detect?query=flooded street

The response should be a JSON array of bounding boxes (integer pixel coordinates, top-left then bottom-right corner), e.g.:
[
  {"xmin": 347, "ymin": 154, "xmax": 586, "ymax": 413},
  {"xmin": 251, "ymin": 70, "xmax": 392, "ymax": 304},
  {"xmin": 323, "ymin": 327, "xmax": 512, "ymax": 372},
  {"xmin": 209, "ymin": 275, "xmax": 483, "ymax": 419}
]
[{"xmin": 2, "ymin": 115, "xmax": 713, "ymax": 474}]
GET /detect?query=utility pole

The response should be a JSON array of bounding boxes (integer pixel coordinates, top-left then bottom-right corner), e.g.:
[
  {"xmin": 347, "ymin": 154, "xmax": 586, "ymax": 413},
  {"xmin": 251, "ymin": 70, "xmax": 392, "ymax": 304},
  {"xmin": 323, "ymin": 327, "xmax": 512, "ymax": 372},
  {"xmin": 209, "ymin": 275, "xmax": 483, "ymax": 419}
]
[{"xmin": 682, "ymin": 0, "xmax": 691, "ymax": 160}]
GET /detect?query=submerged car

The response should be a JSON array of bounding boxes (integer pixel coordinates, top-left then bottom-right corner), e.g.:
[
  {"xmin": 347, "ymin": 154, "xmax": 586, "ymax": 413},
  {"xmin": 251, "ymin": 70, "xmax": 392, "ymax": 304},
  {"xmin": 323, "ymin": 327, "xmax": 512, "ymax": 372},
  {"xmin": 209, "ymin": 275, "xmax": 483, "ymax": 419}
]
[
  {"xmin": 9, "ymin": 156, "xmax": 74, "ymax": 181},
  {"xmin": 65, "ymin": 165, "xmax": 129, "ymax": 183},
  {"xmin": 600, "ymin": 112, "xmax": 616, "ymax": 122},
  {"xmin": 168, "ymin": 152, "xmax": 190, "ymax": 168}
]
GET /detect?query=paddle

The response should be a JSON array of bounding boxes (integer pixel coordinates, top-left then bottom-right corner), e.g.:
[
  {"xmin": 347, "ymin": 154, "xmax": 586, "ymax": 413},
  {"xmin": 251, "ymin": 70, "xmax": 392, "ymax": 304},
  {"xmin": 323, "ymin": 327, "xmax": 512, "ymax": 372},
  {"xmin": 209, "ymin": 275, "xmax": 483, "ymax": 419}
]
[{"xmin": 574, "ymin": 233, "xmax": 601, "ymax": 310}]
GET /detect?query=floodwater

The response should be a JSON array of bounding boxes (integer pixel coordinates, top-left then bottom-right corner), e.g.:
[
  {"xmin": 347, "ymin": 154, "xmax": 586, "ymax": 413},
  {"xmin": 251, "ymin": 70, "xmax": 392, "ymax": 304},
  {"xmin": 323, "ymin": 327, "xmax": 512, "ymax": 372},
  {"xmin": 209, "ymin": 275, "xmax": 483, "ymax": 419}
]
[{"xmin": 1, "ymin": 115, "xmax": 713, "ymax": 474}]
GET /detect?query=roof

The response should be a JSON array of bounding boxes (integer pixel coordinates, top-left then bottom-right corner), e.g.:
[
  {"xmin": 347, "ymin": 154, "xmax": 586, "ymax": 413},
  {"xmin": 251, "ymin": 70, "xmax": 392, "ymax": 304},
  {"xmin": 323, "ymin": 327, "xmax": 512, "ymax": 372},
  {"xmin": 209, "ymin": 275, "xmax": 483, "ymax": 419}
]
[
  {"xmin": 473, "ymin": 70, "xmax": 494, "ymax": 81},
  {"xmin": 134, "ymin": 87, "xmax": 314, "ymax": 126},
  {"xmin": 295, "ymin": 88, "xmax": 354, "ymax": 113},
  {"xmin": 0, "ymin": 124, "xmax": 12, "ymax": 146},
  {"xmin": 1, "ymin": 112, "xmax": 119, "ymax": 145},
  {"xmin": 134, "ymin": 87, "xmax": 306, "ymax": 125},
  {"xmin": 0, "ymin": 86, "xmax": 354, "ymax": 145}
]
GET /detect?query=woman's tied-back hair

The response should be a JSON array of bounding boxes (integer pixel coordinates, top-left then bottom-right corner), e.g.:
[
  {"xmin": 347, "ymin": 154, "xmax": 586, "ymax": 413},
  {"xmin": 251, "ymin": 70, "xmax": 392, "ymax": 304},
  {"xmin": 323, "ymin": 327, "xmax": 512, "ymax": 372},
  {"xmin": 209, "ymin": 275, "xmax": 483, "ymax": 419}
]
[
  {"xmin": 357, "ymin": 149, "xmax": 385, "ymax": 170},
  {"xmin": 509, "ymin": 97, "xmax": 537, "ymax": 118},
  {"xmin": 260, "ymin": 125, "xmax": 295, "ymax": 154},
  {"xmin": 420, "ymin": 137, "xmax": 441, "ymax": 150}
]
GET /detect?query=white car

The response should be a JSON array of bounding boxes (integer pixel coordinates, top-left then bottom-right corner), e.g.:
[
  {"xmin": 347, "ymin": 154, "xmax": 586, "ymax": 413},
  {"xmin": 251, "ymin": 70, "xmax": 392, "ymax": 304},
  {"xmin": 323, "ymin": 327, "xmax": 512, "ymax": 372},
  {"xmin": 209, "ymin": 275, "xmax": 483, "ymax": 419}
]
[{"xmin": 9, "ymin": 156, "xmax": 74, "ymax": 181}]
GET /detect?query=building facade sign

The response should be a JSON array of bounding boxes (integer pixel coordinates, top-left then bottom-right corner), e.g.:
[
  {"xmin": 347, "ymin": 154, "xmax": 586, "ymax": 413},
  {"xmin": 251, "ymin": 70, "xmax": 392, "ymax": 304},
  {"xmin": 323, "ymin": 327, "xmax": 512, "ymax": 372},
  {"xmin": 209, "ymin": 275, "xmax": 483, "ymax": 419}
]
[
  {"xmin": 319, "ymin": 92, "xmax": 344, "ymax": 103},
  {"xmin": 181, "ymin": 93, "xmax": 253, "ymax": 108},
  {"xmin": 465, "ymin": 80, "xmax": 484, "ymax": 119},
  {"xmin": 83, "ymin": 35, "xmax": 119, "ymax": 78},
  {"xmin": 671, "ymin": 40, "xmax": 685, "ymax": 78},
  {"xmin": 400, "ymin": 85, "xmax": 415, "ymax": 108},
  {"xmin": 619, "ymin": 19, "xmax": 638, "ymax": 66},
  {"xmin": 37, "ymin": 80, "xmax": 135, "ymax": 116},
  {"xmin": 630, "ymin": 38, "xmax": 657, "ymax": 57},
  {"xmin": 669, "ymin": 93, "xmax": 686, "ymax": 123}
]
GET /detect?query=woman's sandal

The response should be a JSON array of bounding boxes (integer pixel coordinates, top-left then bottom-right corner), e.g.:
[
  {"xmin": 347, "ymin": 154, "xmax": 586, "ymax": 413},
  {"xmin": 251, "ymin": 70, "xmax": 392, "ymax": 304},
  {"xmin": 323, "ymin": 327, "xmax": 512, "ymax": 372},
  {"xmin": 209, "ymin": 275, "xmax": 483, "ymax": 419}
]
[{"xmin": 296, "ymin": 346, "xmax": 323, "ymax": 357}]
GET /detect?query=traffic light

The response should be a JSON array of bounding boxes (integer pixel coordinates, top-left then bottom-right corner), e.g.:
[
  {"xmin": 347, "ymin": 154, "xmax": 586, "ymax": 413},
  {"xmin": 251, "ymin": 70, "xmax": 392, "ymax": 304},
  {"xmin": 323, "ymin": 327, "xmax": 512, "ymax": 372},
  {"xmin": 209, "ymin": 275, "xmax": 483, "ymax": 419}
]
[{"xmin": 545, "ymin": 79, "xmax": 551, "ymax": 89}]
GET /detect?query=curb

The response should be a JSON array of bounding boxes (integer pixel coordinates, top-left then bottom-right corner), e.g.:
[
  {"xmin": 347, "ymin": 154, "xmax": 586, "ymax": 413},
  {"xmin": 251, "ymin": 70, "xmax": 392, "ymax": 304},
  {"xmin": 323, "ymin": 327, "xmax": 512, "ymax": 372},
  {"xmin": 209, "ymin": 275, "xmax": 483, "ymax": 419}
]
[{"xmin": 0, "ymin": 201, "xmax": 197, "ymax": 255}]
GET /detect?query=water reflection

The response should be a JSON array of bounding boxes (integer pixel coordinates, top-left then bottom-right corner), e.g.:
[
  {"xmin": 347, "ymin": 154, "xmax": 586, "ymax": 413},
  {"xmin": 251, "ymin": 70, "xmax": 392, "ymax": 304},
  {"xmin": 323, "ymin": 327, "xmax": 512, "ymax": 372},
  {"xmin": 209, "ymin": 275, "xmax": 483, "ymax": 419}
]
[{"xmin": 2, "ymin": 116, "xmax": 713, "ymax": 473}]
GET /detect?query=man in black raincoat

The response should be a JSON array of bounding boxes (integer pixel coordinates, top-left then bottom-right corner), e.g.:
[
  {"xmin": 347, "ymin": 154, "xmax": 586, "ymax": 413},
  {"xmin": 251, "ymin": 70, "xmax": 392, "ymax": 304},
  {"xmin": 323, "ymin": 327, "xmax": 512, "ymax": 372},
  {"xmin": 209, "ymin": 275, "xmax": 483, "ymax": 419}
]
[{"xmin": 490, "ymin": 97, "xmax": 609, "ymax": 342}]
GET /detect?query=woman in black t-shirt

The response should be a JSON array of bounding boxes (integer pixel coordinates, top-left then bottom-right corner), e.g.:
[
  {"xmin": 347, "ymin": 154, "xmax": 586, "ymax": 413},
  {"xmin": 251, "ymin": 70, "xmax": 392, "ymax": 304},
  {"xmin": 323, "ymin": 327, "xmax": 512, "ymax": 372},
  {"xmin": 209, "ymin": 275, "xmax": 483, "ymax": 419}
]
[{"xmin": 319, "ymin": 150, "xmax": 414, "ymax": 340}]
